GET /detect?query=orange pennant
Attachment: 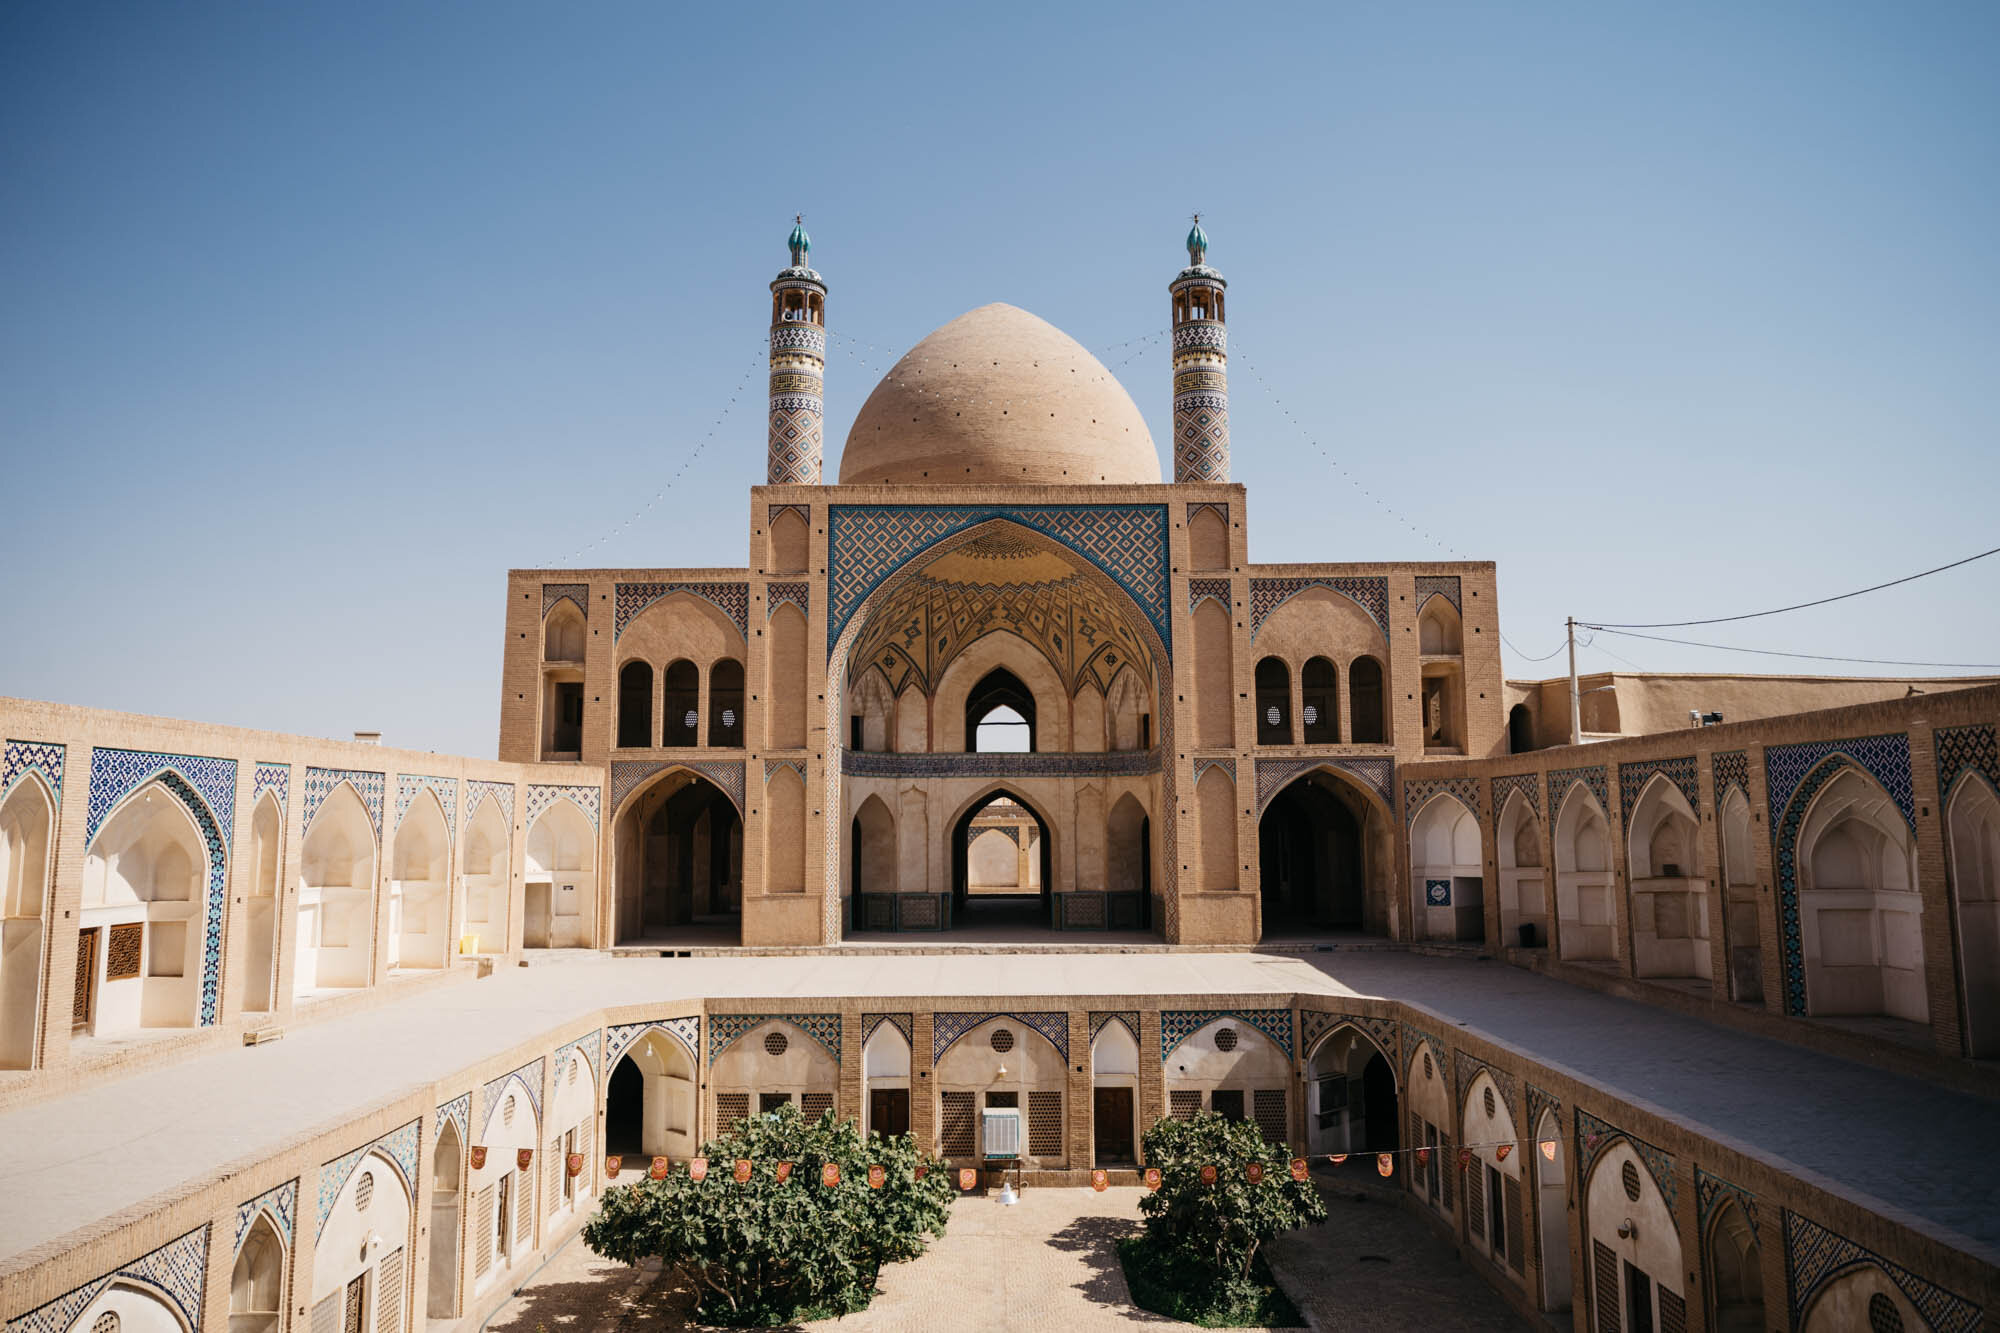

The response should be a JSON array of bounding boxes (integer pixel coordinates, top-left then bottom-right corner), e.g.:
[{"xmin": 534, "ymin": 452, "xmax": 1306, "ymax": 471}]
[
  {"xmin": 648, "ymin": 1156, "xmax": 669, "ymax": 1181},
  {"xmin": 1376, "ymin": 1153, "xmax": 1394, "ymax": 1177},
  {"xmin": 1328, "ymin": 1153, "xmax": 1348, "ymax": 1165},
  {"xmin": 1245, "ymin": 1162, "xmax": 1265, "ymax": 1184},
  {"xmin": 821, "ymin": 1162, "xmax": 841, "ymax": 1187},
  {"xmin": 1090, "ymin": 1168, "xmax": 1108, "ymax": 1192},
  {"xmin": 958, "ymin": 1167, "xmax": 977, "ymax": 1191},
  {"xmin": 566, "ymin": 1152, "xmax": 584, "ymax": 1179},
  {"xmin": 1290, "ymin": 1157, "xmax": 1309, "ymax": 1182},
  {"xmin": 868, "ymin": 1164, "xmax": 885, "ymax": 1189},
  {"xmin": 1143, "ymin": 1167, "xmax": 1162, "ymax": 1191},
  {"xmin": 689, "ymin": 1157, "xmax": 708, "ymax": 1182},
  {"xmin": 1199, "ymin": 1164, "xmax": 1218, "ymax": 1185},
  {"xmin": 517, "ymin": 1148, "xmax": 534, "ymax": 1171},
  {"xmin": 775, "ymin": 1161, "xmax": 794, "ymax": 1183},
  {"xmin": 1540, "ymin": 1140, "xmax": 1558, "ymax": 1162},
  {"xmin": 1414, "ymin": 1147, "xmax": 1430, "ymax": 1167},
  {"xmin": 469, "ymin": 1146, "xmax": 487, "ymax": 1171},
  {"xmin": 604, "ymin": 1154, "xmax": 621, "ymax": 1179},
  {"xmin": 1495, "ymin": 1143, "xmax": 1512, "ymax": 1162},
  {"xmin": 733, "ymin": 1159, "xmax": 752, "ymax": 1184}
]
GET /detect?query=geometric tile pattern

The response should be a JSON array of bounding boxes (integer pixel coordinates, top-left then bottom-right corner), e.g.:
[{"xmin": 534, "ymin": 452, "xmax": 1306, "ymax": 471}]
[
  {"xmin": 1525, "ymin": 1083, "xmax": 1561, "ymax": 1139},
  {"xmin": 1413, "ymin": 574, "xmax": 1461, "ymax": 613},
  {"xmin": 1765, "ymin": 734, "xmax": 1915, "ymax": 831},
  {"xmin": 86, "ymin": 747, "xmax": 238, "ymax": 846},
  {"xmin": 526, "ymin": 783, "xmax": 601, "ymax": 832},
  {"xmin": 1695, "ymin": 1166, "xmax": 1758, "ymax": 1240},
  {"xmin": 862, "ymin": 1012, "xmax": 914, "ymax": 1049},
  {"xmin": 1191, "ymin": 757, "xmax": 1235, "ymax": 785},
  {"xmin": 708, "ymin": 1013, "xmax": 841, "ymax": 1064},
  {"xmin": 317, "ymin": 1119, "xmax": 419, "ymax": 1238},
  {"xmin": 763, "ymin": 759, "xmax": 806, "ymax": 784},
  {"xmin": 252, "ymin": 762, "xmax": 289, "ymax": 813},
  {"xmin": 609, "ymin": 760, "xmax": 743, "ymax": 816},
  {"xmin": 542, "ymin": 583, "xmax": 589, "ymax": 620},
  {"xmin": 5, "ymin": 1224, "xmax": 210, "ymax": 1333},
  {"xmin": 614, "ymin": 582, "xmax": 750, "ymax": 641},
  {"xmin": 766, "ymin": 582, "xmax": 810, "ymax": 618},
  {"xmin": 1771, "ymin": 753, "xmax": 1884, "ymax": 1018},
  {"xmin": 234, "ymin": 1177, "xmax": 298, "ymax": 1254},
  {"xmin": 1491, "ymin": 772, "xmax": 1542, "ymax": 819},
  {"xmin": 933, "ymin": 1011, "xmax": 1069, "ymax": 1064},
  {"xmin": 1783, "ymin": 1209, "xmax": 1981, "ymax": 1333},
  {"xmin": 1188, "ymin": 578, "xmax": 1231, "ymax": 613},
  {"xmin": 826, "ymin": 504, "xmax": 1173, "ymax": 652},
  {"xmin": 556, "ymin": 1028, "xmax": 602, "ymax": 1084},
  {"xmin": 1712, "ymin": 750, "xmax": 1750, "ymax": 804},
  {"xmin": 1248, "ymin": 576, "xmax": 1390, "ymax": 640},
  {"xmin": 1453, "ymin": 1050, "xmax": 1518, "ymax": 1121},
  {"xmin": 1186, "ymin": 501, "xmax": 1229, "ymax": 526},
  {"xmin": 1299, "ymin": 1010, "xmax": 1398, "ymax": 1063},
  {"xmin": 1936, "ymin": 723, "xmax": 2000, "ymax": 804},
  {"xmin": 1548, "ymin": 765, "xmax": 1610, "ymax": 822},
  {"xmin": 607, "ymin": 1017, "xmax": 701, "ymax": 1069},
  {"xmin": 1161, "ymin": 1008, "xmax": 1293, "ymax": 1060},
  {"xmin": 1619, "ymin": 755, "xmax": 1699, "ymax": 827},
  {"xmin": 395, "ymin": 774, "xmax": 459, "ymax": 838},
  {"xmin": 464, "ymin": 778, "xmax": 514, "ymax": 827},
  {"xmin": 842, "ymin": 750, "xmax": 1159, "ymax": 780},
  {"xmin": 437, "ymin": 1093, "xmax": 471, "ymax": 1143},
  {"xmin": 1, "ymin": 739, "xmax": 65, "ymax": 804},
  {"xmin": 1254, "ymin": 757, "xmax": 1397, "ymax": 813},
  {"xmin": 1088, "ymin": 1011, "xmax": 1139, "ymax": 1048},
  {"xmin": 303, "ymin": 766, "xmax": 385, "ymax": 838},
  {"xmin": 1402, "ymin": 775, "xmax": 1481, "ymax": 827},
  {"xmin": 1401, "ymin": 1022, "xmax": 1450, "ymax": 1087},
  {"xmin": 1575, "ymin": 1107, "xmax": 1676, "ymax": 1211},
  {"xmin": 481, "ymin": 1059, "xmax": 546, "ymax": 1136}
]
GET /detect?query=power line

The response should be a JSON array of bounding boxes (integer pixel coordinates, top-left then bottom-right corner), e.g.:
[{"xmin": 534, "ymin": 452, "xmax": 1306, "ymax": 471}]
[
  {"xmin": 1499, "ymin": 631, "xmax": 1567, "ymax": 663},
  {"xmin": 1586, "ymin": 544, "xmax": 2000, "ymax": 629},
  {"xmin": 1578, "ymin": 626, "xmax": 2000, "ymax": 672}
]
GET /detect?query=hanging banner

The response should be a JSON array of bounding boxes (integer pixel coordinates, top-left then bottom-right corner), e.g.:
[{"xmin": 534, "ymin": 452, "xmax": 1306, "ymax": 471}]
[
  {"xmin": 1376, "ymin": 1153, "xmax": 1394, "ymax": 1178},
  {"xmin": 914, "ymin": 1165, "xmax": 928, "ymax": 1181},
  {"xmin": 517, "ymin": 1148, "xmax": 534, "ymax": 1171},
  {"xmin": 1414, "ymin": 1147, "xmax": 1430, "ymax": 1167},
  {"xmin": 689, "ymin": 1157, "xmax": 709, "ymax": 1182},
  {"xmin": 1496, "ymin": 1143, "xmax": 1513, "ymax": 1162},
  {"xmin": 649, "ymin": 1156, "xmax": 669, "ymax": 1180},
  {"xmin": 1091, "ymin": 1169, "xmax": 1108, "ymax": 1192},
  {"xmin": 1328, "ymin": 1153, "xmax": 1348, "ymax": 1165},
  {"xmin": 1540, "ymin": 1140, "xmax": 1558, "ymax": 1163},
  {"xmin": 1245, "ymin": 1162, "xmax": 1265, "ymax": 1185},
  {"xmin": 868, "ymin": 1164, "xmax": 885, "ymax": 1190},
  {"xmin": 470, "ymin": 1146, "xmax": 488, "ymax": 1171},
  {"xmin": 958, "ymin": 1167, "xmax": 977, "ymax": 1191},
  {"xmin": 1290, "ymin": 1158, "xmax": 1309, "ymax": 1182},
  {"xmin": 567, "ymin": 1153, "xmax": 584, "ymax": 1179},
  {"xmin": 605, "ymin": 1155, "xmax": 622, "ymax": 1179},
  {"xmin": 822, "ymin": 1162, "xmax": 842, "ymax": 1188},
  {"xmin": 776, "ymin": 1161, "xmax": 794, "ymax": 1184},
  {"xmin": 733, "ymin": 1159, "xmax": 753, "ymax": 1184},
  {"xmin": 1199, "ymin": 1164, "xmax": 1218, "ymax": 1185},
  {"xmin": 1143, "ymin": 1167, "xmax": 1162, "ymax": 1191},
  {"xmin": 1457, "ymin": 1147, "xmax": 1472, "ymax": 1169}
]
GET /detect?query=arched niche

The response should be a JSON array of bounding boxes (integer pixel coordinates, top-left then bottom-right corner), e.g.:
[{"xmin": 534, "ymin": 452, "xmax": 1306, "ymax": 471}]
[
  {"xmin": 934, "ymin": 1016, "xmax": 1068, "ymax": 1165},
  {"xmin": 710, "ymin": 1019, "xmax": 838, "ymax": 1122},
  {"xmin": 1461, "ymin": 1072, "xmax": 1525, "ymax": 1278},
  {"xmin": 1796, "ymin": 766, "xmax": 1926, "ymax": 1023},
  {"xmin": 1719, "ymin": 787, "xmax": 1764, "ymax": 1003},
  {"xmin": 769, "ymin": 508, "xmax": 809, "ymax": 573},
  {"xmin": 763, "ymin": 765, "xmax": 806, "ymax": 895},
  {"xmin": 1555, "ymin": 786, "xmax": 1616, "ymax": 962},
  {"xmin": 542, "ymin": 603, "xmax": 584, "ymax": 663},
  {"xmin": 849, "ymin": 667, "xmax": 896, "ymax": 754},
  {"xmin": 459, "ymin": 796, "xmax": 509, "ymax": 954},
  {"xmin": 1626, "ymin": 776, "xmax": 1711, "ymax": 982},
  {"xmin": 525, "ymin": 800, "xmax": 595, "ymax": 949},
  {"xmin": 1947, "ymin": 775, "xmax": 2000, "ymax": 1057},
  {"xmin": 1403, "ymin": 1040, "xmax": 1452, "ymax": 1214},
  {"xmin": 1533, "ymin": 1108, "xmax": 1571, "ymax": 1313},
  {"xmin": 81, "ymin": 781, "xmax": 210, "ymax": 1034},
  {"xmin": 1164, "ymin": 1017, "xmax": 1290, "ymax": 1141},
  {"xmin": 606, "ymin": 1027, "xmax": 699, "ymax": 1162},
  {"xmin": 1193, "ymin": 599, "xmax": 1234, "ymax": 748},
  {"xmin": 1348, "ymin": 655, "xmax": 1387, "ymax": 745},
  {"xmin": 391, "ymin": 792, "xmax": 451, "ymax": 971},
  {"xmin": 230, "ymin": 1211, "xmax": 286, "ymax": 1333},
  {"xmin": 863, "ymin": 1020, "xmax": 912, "ymax": 1139},
  {"xmin": 1302, "ymin": 1023, "xmax": 1396, "ymax": 1156},
  {"xmin": 766, "ymin": 603, "xmax": 807, "ymax": 750},
  {"xmin": 661, "ymin": 659, "xmax": 700, "ymax": 747},
  {"xmin": 1418, "ymin": 597, "xmax": 1463, "ymax": 655},
  {"xmin": 1196, "ymin": 766, "xmax": 1237, "ymax": 893},
  {"xmin": 0, "ymin": 775, "xmax": 54, "ymax": 1066},
  {"xmin": 1188, "ymin": 505, "xmax": 1228, "ymax": 569},
  {"xmin": 1106, "ymin": 666, "xmax": 1149, "ymax": 753},
  {"xmin": 1409, "ymin": 794, "xmax": 1482, "ymax": 944},
  {"xmin": 848, "ymin": 792, "xmax": 898, "ymax": 915},
  {"xmin": 547, "ymin": 1049, "xmax": 599, "ymax": 1219},
  {"xmin": 427, "ymin": 1118, "xmax": 463, "ymax": 1319},
  {"xmin": 1583, "ymin": 1141, "xmax": 1684, "ymax": 1332},
  {"xmin": 1704, "ymin": 1195, "xmax": 1763, "ymax": 1332},
  {"xmin": 1496, "ymin": 791, "xmax": 1548, "ymax": 949},
  {"xmin": 297, "ymin": 783, "xmax": 377, "ymax": 995},
  {"xmin": 1089, "ymin": 1020, "xmax": 1140, "ymax": 1166},
  {"xmin": 707, "ymin": 658, "xmax": 746, "ymax": 749},
  {"xmin": 1106, "ymin": 793, "xmax": 1150, "ymax": 900},
  {"xmin": 314, "ymin": 1147, "xmax": 413, "ymax": 1329},
  {"xmin": 1301, "ymin": 657, "xmax": 1339, "ymax": 744},
  {"xmin": 238, "ymin": 792, "xmax": 282, "ymax": 1015}
]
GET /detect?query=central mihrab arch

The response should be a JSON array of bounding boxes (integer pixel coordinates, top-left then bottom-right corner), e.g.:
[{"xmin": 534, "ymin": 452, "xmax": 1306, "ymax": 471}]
[
  {"xmin": 610, "ymin": 767, "xmax": 744, "ymax": 945},
  {"xmin": 827, "ymin": 516, "xmax": 1173, "ymax": 941}
]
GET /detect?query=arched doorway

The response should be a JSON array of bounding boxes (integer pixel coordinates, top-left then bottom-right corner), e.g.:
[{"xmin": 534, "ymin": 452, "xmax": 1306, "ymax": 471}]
[
  {"xmin": 0, "ymin": 774, "xmax": 54, "ymax": 1066},
  {"xmin": 951, "ymin": 790, "xmax": 1052, "ymax": 930},
  {"xmin": 1090, "ymin": 1019, "xmax": 1140, "ymax": 1166},
  {"xmin": 1260, "ymin": 775, "xmax": 1366, "ymax": 932},
  {"xmin": 1303, "ymin": 1024, "xmax": 1397, "ymax": 1155},
  {"xmin": 605, "ymin": 1028, "xmax": 698, "ymax": 1162},
  {"xmin": 231, "ymin": 1211, "xmax": 287, "ymax": 1333},
  {"xmin": 427, "ymin": 1120, "xmax": 463, "ymax": 1319},
  {"xmin": 1410, "ymin": 793, "xmax": 1483, "ymax": 943},
  {"xmin": 614, "ymin": 772, "xmax": 742, "ymax": 945},
  {"xmin": 1534, "ymin": 1107, "xmax": 1570, "ymax": 1313}
]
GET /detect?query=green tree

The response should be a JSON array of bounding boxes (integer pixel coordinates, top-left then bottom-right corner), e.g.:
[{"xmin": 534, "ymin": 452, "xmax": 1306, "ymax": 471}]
[
  {"xmin": 582, "ymin": 1104, "xmax": 953, "ymax": 1326},
  {"xmin": 1134, "ymin": 1111, "xmax": 1327, "ymax": 1311}
]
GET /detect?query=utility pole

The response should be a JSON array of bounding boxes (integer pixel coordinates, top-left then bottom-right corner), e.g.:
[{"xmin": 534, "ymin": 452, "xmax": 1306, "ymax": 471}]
[{"xmin": 1567, "ymin": 616, "xmax": 1582, "ymax": 746}]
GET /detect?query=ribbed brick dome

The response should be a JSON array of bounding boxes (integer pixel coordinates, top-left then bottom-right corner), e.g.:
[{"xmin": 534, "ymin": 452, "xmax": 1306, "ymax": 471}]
[{"xmin": 837, "ymin": 304, "xmax": 1160, "ymax": 486}]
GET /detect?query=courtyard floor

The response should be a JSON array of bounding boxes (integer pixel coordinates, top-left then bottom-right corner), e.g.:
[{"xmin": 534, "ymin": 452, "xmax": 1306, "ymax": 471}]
[{"xmin": 474, "ymin": 1178, "xmax": 1527, "ymax": 1332}]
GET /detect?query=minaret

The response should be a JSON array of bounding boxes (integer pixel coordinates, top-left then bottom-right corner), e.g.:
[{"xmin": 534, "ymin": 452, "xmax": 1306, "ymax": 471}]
[
  {"xmin": 767, "ymin": 216, "xmax": 827, "ymax": 485},
  {"xmin": 1170, "ymin": 216, "xmax": 1230, "ymax": 482}
]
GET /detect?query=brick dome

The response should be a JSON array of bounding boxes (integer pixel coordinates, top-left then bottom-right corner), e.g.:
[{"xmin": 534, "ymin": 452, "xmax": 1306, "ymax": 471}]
[{"xmin": 837, "ymin": 303, "xmax": 1160, "ymax": 486}]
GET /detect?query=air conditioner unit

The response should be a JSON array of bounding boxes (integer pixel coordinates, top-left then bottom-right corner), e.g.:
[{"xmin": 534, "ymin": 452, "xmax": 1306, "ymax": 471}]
[{"xmin": 982, "ymin": 1108, "xmax": 1021, "ymax": 1160}]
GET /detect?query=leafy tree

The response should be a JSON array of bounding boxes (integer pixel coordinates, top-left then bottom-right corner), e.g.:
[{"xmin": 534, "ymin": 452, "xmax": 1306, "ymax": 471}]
[
  {"xmin": 1131, "ymin": 1111, "xmax": 1327, "ymax": 1318},
  {"xmin": 582, "ymin": 1103, "xmax": 953, "ymax": 1326}
]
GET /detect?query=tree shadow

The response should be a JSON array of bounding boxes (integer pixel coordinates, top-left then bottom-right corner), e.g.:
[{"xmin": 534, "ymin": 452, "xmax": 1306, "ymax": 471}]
[
  {"xmin": 483, "ymin": 1255, "xmax": 700, "ymax": 1332},
  {"xmin": 1044, "ymin": 1214, "xmax": 1177, "ymax": 1322}
]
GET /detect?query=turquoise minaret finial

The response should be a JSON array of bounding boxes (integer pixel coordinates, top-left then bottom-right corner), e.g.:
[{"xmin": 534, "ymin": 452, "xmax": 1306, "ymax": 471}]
[
  {"xmin": 788, "ymin": 214, "xmax": 811, "ymax": 267},
  {"xmin": 1186, "ymin": 213, "xmax": 1209, "ymax": 266}
]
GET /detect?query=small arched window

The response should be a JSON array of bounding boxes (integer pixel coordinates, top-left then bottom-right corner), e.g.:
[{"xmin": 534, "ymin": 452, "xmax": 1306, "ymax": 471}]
[
  {"xmin": 966, "ymin": 668, "xmax": 1036, "ymax": 753},
  {"xmin": 1349, "ymin": 656, "xmax": 1385, "ymax": 744},
  {"xmin": 1255, "ymin": 657, "xmax": 1291, "ymax": 746},
  {"xmin": 1301, "ymin": 657, "xmax": 1338, "ymax": 744},
  {"xmin": 617, "ymin": 661, "xmax": 653, "ymax": 749},
  {"xmin": 708, "ymin": 660, "xmax": 745, "ymax": 748}
]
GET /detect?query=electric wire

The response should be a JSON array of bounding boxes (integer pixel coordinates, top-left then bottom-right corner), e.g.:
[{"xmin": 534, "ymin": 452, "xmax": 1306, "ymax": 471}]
[
  {"xmin": 1578, "ymin": 626, "xmax": 2000, "ymax": 672},
  {"xmin": 1584, "ymin": 544, "xmax": 2000, "ymax": 629},
  {"xmin": 1499, "ymin": 631, "xmax": 1567, "ymax": 664}
]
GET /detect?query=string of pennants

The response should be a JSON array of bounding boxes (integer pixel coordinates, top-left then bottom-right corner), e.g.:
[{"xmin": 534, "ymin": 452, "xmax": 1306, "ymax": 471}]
[{"xmin": 584, "ymin": 1136, "xmax": 1567, "ymax": 1194}]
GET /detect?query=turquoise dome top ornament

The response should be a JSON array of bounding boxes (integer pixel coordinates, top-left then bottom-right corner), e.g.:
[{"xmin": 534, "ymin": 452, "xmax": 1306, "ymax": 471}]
[
  {"xmin": 1185, "ymin": 214, "xmax": 1208, "ymax": 265},
  {"xmin": 788, "ymin": 215, "xmax": 811, "ymax": 266}
]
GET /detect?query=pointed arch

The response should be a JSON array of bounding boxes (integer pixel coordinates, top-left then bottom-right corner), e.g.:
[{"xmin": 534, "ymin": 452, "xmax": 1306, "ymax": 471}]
[
  {"xmin": 1627, "ymin": 772, "xmax": 1711, "ymax": 981},
  {"xmin": 314, "ymin": 1145, "xmax": 414, "ymax": 1329},
  {"xmin": 1302, "ymin": 1020, "xmax": 1398, "ymax": 1156},
  {"xmin": 1409, "ymin": 792, "xmax": 1481, "ymax": 943},
  {"xmin": 862, "ymin": 1019, "xmax": 912, "ymax": 1139},
  {"xmin": 542, "ymin": 600, "xmax": 584, "ymax": 662},
  {"xmin": 850, "ymin": 665, "xmax": 896, "ymax": 754},
  {"xmin": 766, "ymin": 602, "xmax": 807, "ymax": 750},
  {"xmin": 0, "ymin": 772, "xmax": 55, "ymax": 1066},
  {"xmin": 392, "ymin": 788, "xmax": 452, "ymax": 971},
  {"xmin": 81, "ymin": 777, "xmax": 220, "ymax": 1033},
  {"xmin": 1496, "ymin": 788, "xmax": 1548, "ymax": 950},
  {"xmin": 1554, "ymin": 782, "xmax": 1616, "ymax": 962},
  {"xmin": 298, "ymin": 782, "xmax": 378, "ymax": 994},
  {"xmin": 525, "ymin": 798, "xmax": 596, "ymax": 950},
  {"xmin": 459, "ymin": 792, "xmax": 510, "ymax": 952},
  {"xmin": 1583, "ymin": 1139, "xmax": 1683, "ymax": 1330},
  {"xmin": 1704, "ymin": 1194, "xmax": 1763, "ymax": 1332},
  {"xmin": 231, "ymin": 1211, "xmax": 287, "ymax": 1331},
  {"xmin": 1947, "ymin": 771, "xmax": 2000, "ymax": 1056},
  {"xmin": 1196, "ymin": 764, "xmax": 1237, "ymax": 893},
  {"xmin": 427, "ymin": 1118, "xmax": 464, "ymax": 1319},
  {"xmin": 1417, "ymin": 596, "xmax": 1462, "ymax": 654},
  {"xmin": 1534, "ymin": 1106, "xmax": 1571, "ymax": 1313},
  {"xmin": 1788, "ymin": 761, "xmax": 1927, "ymax": 1022},
  {"xmin": 606, "ymin": 1024, "xmax": 699, "ymax": 1161}
]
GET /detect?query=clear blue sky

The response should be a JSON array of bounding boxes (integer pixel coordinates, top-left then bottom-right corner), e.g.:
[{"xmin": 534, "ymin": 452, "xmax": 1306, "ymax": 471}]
[{"xmin": 3, "ymin": 2, "xmax": 1995, "ymax": 759}]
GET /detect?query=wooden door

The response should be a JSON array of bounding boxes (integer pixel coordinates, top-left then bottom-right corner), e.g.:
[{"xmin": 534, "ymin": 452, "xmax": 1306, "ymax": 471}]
[
  {"xmin": 342, "ymin": 1273, "xmax": 365, "ymax": 1333},
  {"xmin": 72, "ymin": 927, "xmax": 98, "ymax": 1031},
  {"xmin": 870, "ymin": 1088, "xmax": 909, "ymax": 1137},
  {"xmin": 1093, "ymin": 1087, "xmax": 1134, "ymax": 1164}
]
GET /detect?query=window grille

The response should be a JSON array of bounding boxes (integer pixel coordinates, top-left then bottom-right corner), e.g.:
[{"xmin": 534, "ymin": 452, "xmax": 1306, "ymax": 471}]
[
  {"xmin": 106, "ymin": 923, "xmax": 143, "ymax": 980},
  {"xmin": 1659, "ymin": 1288, "xmax": 1687, "ymax": 1333},
  {"xmin": 1483, "ymin": 1086, "xmax": 1496, "ymax": 1118},
  {"xmin": 513, "ymin": 1167, "xmax": 532, "ymax": 1244},
  {"xmin": 311, "ymin": 1293, "xmax": 341, "ymax": 1333},
  {"xmin": 764, "ymin": 1030, "xmax": 789, "ymax": 1056},
  {"xmin": 91, "ymin": 1316, "xmax": 119, "ymax": 1333},
  {"xmin": 355, "ymin": 1170, "xmax": 373, "ymax": 1212},
  {"xmin": 502, "ymin": 1096, "xmax": 514, "ymax": 1127},
  {"xmin": 1252, "ymin": 1089, "xmax": 1287, "ymax": 1144},
  {"xmin": 1868, "ymin": 1293, "xmax": 1905, "ymax": 1333},
  {"xmin": 1467, "ymin": 1157, "xmax": 1485, "ymax": 1238},
  {"xmin": 1504, "ymin": 1173, "xmax": 1526, "ymax": 1273},
  {"xmin": 1621, "ymin": 1160, "xmax": 1642, "ymax": 1202},
  {"xmin": 472, "ymin": 1185, "xmax": 495, "ymax": 1278},
  {"xmin": 1169, "ymin": 1090, "xmax": 1202, "ymax": 1120},
  {"xmin": 1592, "ymin": 1240, "xmax": 1620, "ymax": 1333},
  {"xmin": 1213, "ymin": 1027, "xmax": 1238, "ymax": 1052},
  {"xmin": 940, "ymin": 1091, "xmax": 977, "ymax": 1157},
  {"xmin": 1028, "ymin": 1091, "xmax": 1063, "ymax": 1158},
  {"xmin": 716, "ymin": 1092, "xmax": 749, "ymax": 1125},
  {"xmin": 374, "ymin": 1247, "xmax": 404, "ymax": 1333},
  {"xmin": 544, "ymin": 1142, "xmax": 561, "ymax": 1213},
  {"xmin": 801, "ymin": 1091, "xmax": 833, "ymax": 1120},
  {"xmin": 989, "ymin": 1028, "xmax": 1015, "ymax": 1053}
]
